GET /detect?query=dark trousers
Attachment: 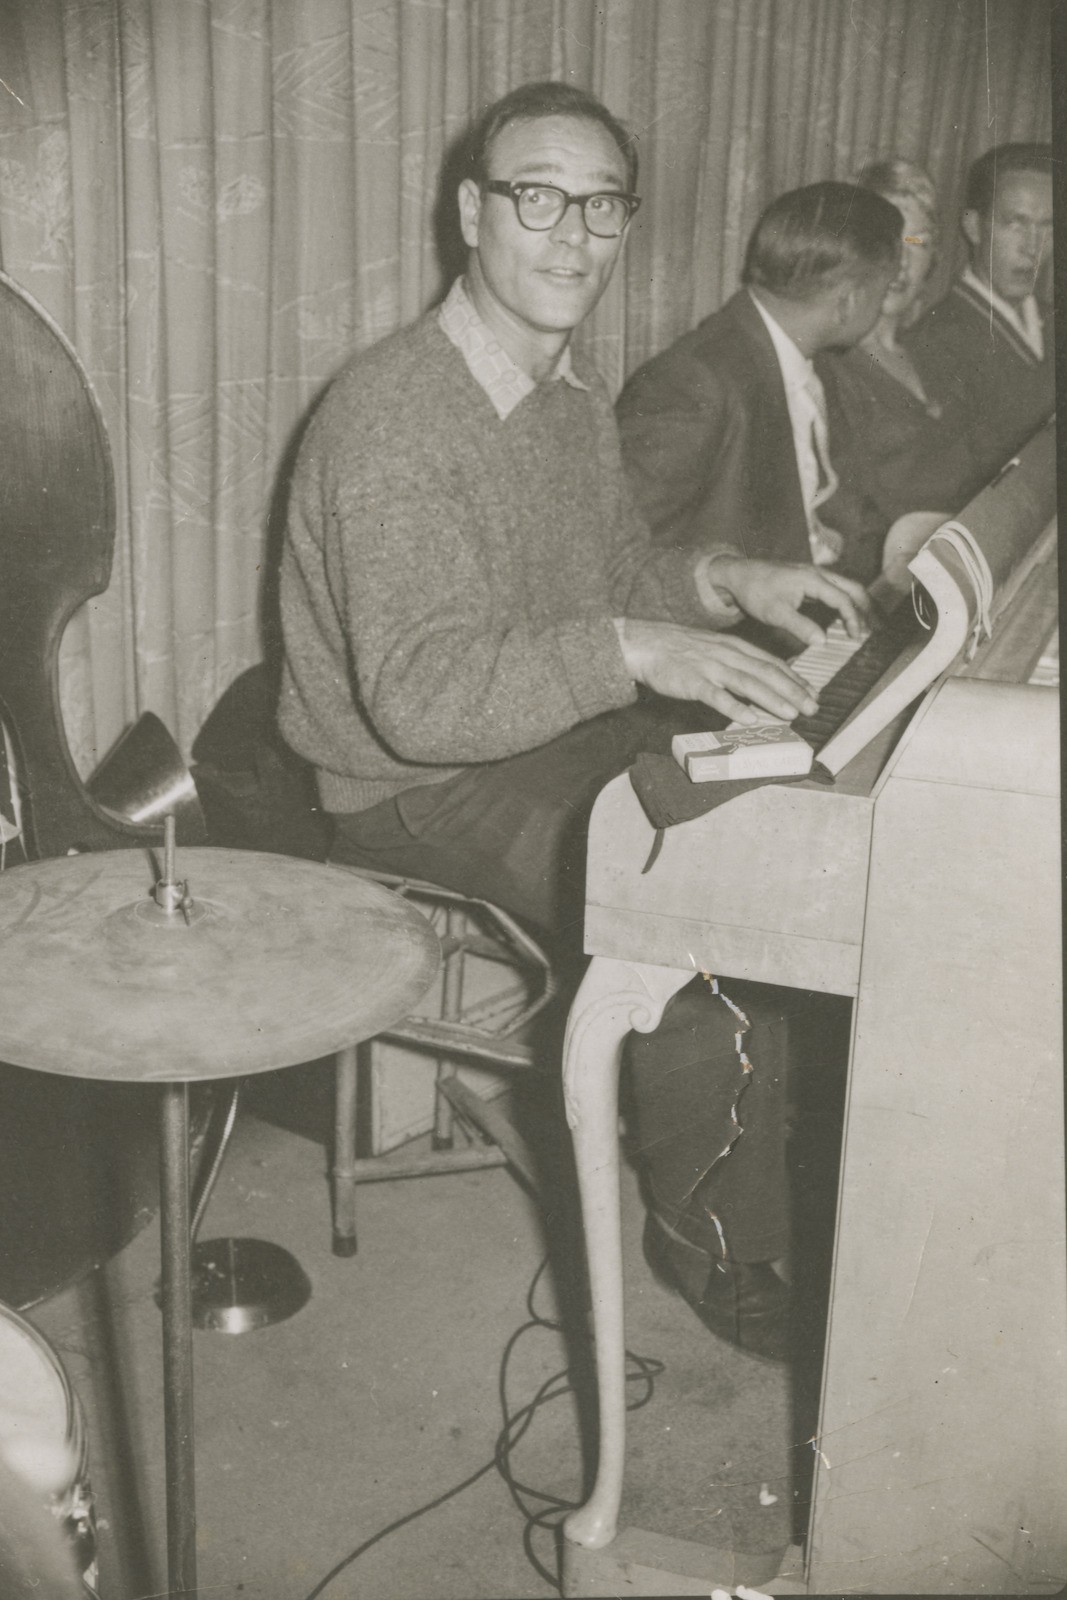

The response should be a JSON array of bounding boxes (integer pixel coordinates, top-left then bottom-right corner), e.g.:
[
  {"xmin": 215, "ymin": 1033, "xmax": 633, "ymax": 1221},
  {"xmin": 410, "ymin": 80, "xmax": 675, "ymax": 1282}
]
[{"xmin": 329, "ymin": 704, "xmax": 792, "ymax": 1263}]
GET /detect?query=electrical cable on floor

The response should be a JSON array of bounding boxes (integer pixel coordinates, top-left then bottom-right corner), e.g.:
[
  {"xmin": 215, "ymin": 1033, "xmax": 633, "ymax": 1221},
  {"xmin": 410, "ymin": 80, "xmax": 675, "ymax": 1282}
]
[{"xmin": 300, "ymin": 1254, "xmax": 664, "ymax": 1600}]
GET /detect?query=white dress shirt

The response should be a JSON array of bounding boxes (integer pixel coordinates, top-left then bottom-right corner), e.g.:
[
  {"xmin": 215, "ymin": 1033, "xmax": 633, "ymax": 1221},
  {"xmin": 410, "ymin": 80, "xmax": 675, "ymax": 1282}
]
[
  {"xmin": 749, "ymin": 291, "xmax": 843, "ymax": 566},
  {"xmin": 961, "ymin": 265, "xmax": 1044, "ymax": 360}
]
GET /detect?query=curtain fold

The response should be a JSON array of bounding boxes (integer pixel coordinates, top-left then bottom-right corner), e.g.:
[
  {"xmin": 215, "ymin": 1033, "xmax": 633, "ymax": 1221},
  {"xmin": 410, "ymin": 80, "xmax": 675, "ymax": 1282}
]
[{"xmin": 0, "ymin": 0, "xmax": 1052, "ymax": 771}]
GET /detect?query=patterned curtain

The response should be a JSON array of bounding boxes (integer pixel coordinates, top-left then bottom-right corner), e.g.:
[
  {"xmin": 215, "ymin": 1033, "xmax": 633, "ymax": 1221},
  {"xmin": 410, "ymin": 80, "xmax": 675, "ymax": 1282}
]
[{"xmin": 0, "ymin": 0, "xmax": 1052, "ymax": 772}]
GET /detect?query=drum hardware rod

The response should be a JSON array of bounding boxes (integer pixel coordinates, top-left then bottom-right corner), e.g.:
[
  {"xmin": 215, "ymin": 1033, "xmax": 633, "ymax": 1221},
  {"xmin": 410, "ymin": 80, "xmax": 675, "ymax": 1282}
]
[
  {"xmin": 190, "ymin": 1082, "xmax": 242, "ymax": 1243},
  {"xmin": 175, "ymin": 1077, "xmax": 312, "ymax": 1334},
  {"xmin": 160, "ymin": 1080, "xmax": 198, "ymax": 1597},
  {"xmin": 155, "ymin": 813, "xmax": 192, "ymax": 921},
  {"xmin": 147, "ymin": 813, "xmax": 311, "ymax": 1337}
]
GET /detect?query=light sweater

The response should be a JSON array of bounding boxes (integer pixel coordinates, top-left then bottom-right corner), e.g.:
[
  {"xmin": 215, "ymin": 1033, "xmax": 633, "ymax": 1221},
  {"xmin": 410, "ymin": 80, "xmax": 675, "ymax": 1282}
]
[{"xmin": 278, "ymin": 305, "xmax": 719, "ymax": 814}]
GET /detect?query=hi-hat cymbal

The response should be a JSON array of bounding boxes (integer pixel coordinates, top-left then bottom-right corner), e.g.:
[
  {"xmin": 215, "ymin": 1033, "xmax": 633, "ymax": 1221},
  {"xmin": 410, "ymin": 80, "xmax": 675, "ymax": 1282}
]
[{"xmin": 0, "ymin": 849, "xmax": 439, "ymax": 1082}]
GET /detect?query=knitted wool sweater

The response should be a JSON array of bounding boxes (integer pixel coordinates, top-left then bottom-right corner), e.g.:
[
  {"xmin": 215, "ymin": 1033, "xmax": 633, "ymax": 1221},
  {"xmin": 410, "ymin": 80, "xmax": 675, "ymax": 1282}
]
[{"xmin": 279, "ymin": 308, "xmax": 714, "ymax": 815}]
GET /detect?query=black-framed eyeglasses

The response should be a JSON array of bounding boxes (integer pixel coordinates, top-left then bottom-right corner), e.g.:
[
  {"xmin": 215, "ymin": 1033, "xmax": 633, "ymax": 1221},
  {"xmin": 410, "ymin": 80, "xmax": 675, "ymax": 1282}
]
[{"xmin": 483, "ymin": 180, "xmax": 641, "ymax": 238}]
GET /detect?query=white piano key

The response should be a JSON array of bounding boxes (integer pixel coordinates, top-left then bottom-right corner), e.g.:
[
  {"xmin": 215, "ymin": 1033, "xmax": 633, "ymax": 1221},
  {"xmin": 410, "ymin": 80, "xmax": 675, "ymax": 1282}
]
[
  {"xmin": 726, "ymin": 620, "xmax": 864, "ymax": 734},
  {"xmin": 791, "ymin": 619, "xmax": 862, "ymax": 695}
]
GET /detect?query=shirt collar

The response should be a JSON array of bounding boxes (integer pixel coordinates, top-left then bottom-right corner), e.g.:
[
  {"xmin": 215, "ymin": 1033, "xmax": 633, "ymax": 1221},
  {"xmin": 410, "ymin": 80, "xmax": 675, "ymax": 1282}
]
[
  {"xmin": 961, "ymin": 265, "xmax": 1043, "ymax": 357},
  {"xmin": 748, "ymin": 289, "xmax": 816, "ymax": 392},
  {"xmin": 437, "ymin": 277, "xmax": 589, "ymax": 420}
]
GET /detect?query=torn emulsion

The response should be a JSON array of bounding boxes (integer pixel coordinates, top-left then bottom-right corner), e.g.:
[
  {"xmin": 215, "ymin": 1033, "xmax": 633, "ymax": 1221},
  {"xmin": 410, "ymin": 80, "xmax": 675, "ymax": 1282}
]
[{"xmin": 688, "ymin": 971, "xmax": 755, "ymax": 1261}]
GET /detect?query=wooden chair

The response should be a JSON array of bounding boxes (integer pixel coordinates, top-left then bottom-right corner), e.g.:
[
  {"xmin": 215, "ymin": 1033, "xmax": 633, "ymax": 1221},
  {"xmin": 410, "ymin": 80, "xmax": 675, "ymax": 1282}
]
[
  {"xmin": 330, "ymin": 871, "xmax": 556, "ymax": 1254},
  {"xmin": 189, "ymin": 663, "xmax": 559, "ymax": 1255}
]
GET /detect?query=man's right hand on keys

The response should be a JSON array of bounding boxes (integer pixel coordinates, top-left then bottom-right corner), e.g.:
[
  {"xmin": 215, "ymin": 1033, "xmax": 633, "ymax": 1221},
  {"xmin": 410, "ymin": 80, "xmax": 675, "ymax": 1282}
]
[
  {"xmin": 613, "ymin": 618, "xmax": 819, "ymax": 725},
  {"xmin": 699, "ymin": 555, "xmax": 872, "ymax": 646}
]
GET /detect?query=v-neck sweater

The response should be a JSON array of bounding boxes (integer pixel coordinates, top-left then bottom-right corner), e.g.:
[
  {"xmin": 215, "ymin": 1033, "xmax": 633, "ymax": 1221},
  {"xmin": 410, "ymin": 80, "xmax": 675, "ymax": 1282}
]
[{"xmin": 279, "ymin": 310, "xmax": 713, "ymax": 814}]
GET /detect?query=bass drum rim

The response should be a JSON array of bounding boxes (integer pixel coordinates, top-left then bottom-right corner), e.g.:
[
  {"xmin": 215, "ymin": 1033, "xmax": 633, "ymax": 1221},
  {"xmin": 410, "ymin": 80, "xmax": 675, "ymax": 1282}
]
[{"xmin": 0, "ymin": 1299, "xmax": 97, "ymax": 1589}]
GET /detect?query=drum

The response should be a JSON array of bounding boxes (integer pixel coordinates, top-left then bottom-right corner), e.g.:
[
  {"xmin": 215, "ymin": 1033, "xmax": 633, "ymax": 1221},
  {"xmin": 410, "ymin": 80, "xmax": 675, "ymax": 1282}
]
[{"xmin": 0, "ymin": 1303, "xmax": 98, "ymax": 1595}]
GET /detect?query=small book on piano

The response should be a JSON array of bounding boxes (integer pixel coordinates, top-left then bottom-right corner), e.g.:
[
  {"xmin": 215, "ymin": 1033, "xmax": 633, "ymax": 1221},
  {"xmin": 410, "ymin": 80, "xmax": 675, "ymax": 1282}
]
[{"xmin": 672, "ymin": 724, "xmax": 814, "ymax": 782}]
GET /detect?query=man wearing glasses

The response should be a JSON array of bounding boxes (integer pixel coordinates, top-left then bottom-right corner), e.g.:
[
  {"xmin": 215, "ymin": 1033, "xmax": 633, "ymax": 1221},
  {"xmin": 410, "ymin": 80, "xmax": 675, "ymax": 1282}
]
[{"xmin": 279, "ymin": 81, "xmax": 870, "ymax": 1363}]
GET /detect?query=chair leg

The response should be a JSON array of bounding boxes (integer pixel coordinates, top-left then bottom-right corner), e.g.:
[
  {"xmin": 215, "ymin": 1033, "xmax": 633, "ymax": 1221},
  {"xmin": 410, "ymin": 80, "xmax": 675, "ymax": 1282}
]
[
  {"xmin": 332, "ymin": 1044, "xmax": 360, "ymax": 1257},
  {"xmin": 329, "ymin": 893, "xmax": 553, "ymax": 1257},
  {"xmin": 436, "ymin": 1076, "xmax": 540, "ymax": 1192},
  {"xmin": 432, "ymin": 1061, "xmax": 457, "ymax": 1151},
  {"xmin": 431, "ymin": 909, "xmax": 465, "ymax": 1151}
]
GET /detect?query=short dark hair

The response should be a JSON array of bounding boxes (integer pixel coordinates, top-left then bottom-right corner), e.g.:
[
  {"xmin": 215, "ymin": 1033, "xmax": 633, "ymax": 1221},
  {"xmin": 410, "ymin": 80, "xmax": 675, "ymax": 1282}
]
[
  {"xmin": 743, "ymin": 181, "xmax": 902, "ymax": 301},
  {"xmin": 964, "ymin": 142, "xmax": 1053, "ymax": 215},
  {"xmin": 465, "ymin": 80, "xmax": 639, "ymax": 193}
]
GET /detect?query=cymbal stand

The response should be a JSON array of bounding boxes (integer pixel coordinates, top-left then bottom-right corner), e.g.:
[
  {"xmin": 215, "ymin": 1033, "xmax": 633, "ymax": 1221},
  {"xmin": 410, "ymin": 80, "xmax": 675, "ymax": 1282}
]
[
  {"xmin": 159, "ymin": 1079, "xmax": 197, "ymax": 1595},
  {"xmin": 150, "ymin": 820, "xmax": 199, "ymax": 1595},
  {"xmin": 151, "ymin": 817, "xmax": 311, "ymax": 1337},
  {"xmin": 0, "ymin": 827, "xmax": 440, "ymax": 1600},
  {"xmin": 151, "ymin": 814, "xmax": 323, "ymax": 1596}
]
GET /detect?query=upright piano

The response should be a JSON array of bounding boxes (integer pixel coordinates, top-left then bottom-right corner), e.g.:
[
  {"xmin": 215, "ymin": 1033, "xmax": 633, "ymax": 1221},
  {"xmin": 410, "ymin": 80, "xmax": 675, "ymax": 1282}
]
[{"xmin": 560, "ymin": 418, "xmax": 1063, "ymax": 1596}]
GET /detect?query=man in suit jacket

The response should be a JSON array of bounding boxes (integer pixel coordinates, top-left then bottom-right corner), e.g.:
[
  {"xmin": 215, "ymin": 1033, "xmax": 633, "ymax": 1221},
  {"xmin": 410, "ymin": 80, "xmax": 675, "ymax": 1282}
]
[
  {"xmin": 906, "ymin": 143, "xmax": 1054, "ymax": 487},
  {"xmin": 616, "ymin": 182, "xmax": 901, "ymax": 587}
]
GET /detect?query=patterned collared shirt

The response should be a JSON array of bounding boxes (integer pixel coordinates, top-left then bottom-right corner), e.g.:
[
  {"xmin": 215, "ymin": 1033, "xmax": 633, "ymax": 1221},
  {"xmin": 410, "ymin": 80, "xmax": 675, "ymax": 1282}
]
[{"xmin": 437, "ymin": 276, "xmax": 589, "ymax": 420}]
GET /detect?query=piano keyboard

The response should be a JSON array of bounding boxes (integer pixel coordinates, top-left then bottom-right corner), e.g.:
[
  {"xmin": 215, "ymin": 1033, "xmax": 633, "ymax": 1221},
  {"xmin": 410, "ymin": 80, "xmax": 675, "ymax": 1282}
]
[
  {"xmin": 789, "ymin": 604, "xmax": 925, "ymax": 752},
  {"xmin": 746, "ymin": 604, "xmax": 1057, "ymax": 775},
  {"xmin": 753, "ymin": 429, "xmax": 1060, "ymax": 773},
  {"xmin": 730, "ymin": 603, "xmax": 926, "ymax": 752}
]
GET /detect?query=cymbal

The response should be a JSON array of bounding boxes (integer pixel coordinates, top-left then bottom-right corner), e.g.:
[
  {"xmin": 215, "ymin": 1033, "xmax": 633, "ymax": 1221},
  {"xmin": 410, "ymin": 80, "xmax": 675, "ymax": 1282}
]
[{"xmin": 0, "ymin": 849, "xmax": 439, "ymax": 1083}]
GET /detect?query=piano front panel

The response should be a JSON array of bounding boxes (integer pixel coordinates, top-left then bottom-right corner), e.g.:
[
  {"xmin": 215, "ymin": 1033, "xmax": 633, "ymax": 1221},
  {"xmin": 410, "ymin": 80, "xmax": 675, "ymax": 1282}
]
[
  {"xmin": 808, "ymin": 678, "xmax": 1065, "ymax": 1593},
  {"xmin": 584, "ymin": 776, "xmax": 875, "ymax": 995},
  {"xmin": 885, "ymin": 676, "xmax": 1059, "ymax": 794}
]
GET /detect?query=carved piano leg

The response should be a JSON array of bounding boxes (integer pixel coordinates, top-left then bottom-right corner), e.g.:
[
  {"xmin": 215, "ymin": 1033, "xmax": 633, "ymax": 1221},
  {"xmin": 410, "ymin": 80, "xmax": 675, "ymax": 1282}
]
[{"xmin": 561, "ymin": 955, "xmax": 693, "ymax": 1552}]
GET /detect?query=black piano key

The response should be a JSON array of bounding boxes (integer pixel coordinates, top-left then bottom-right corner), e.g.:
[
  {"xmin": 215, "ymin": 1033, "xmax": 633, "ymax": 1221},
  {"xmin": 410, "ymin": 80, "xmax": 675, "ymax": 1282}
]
[{"xmin": 793, "ymin": 602, "xmax": 926, "ymax": 751}]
